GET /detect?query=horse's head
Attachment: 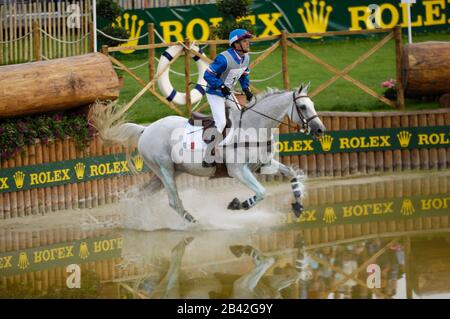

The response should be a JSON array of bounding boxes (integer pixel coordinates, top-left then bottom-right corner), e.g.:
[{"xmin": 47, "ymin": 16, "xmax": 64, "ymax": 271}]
[{"xmin": 289, "ymin": 82, "xmax": 326, "ymax": 139}]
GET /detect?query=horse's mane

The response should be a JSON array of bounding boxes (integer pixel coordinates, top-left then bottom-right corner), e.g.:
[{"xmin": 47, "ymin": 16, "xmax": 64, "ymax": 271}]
[{"xmin": 254, "ymin": 87, "xmax": 288, "ymax": 101}]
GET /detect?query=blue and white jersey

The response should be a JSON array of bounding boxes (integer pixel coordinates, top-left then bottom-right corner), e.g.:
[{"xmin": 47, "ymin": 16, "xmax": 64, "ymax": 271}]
[{"xmin": 204, "ymin": 48, "xmax": 250, "ymax": 97}]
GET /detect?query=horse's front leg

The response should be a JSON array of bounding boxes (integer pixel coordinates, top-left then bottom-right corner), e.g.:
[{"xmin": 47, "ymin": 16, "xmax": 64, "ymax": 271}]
[
  {"xmin": 227, "ymin": 164, "xmax": 266, "ymax": 210},
  {"xmin": 260, "ymin": 159, "xmax": 305, "ymax": 217}
]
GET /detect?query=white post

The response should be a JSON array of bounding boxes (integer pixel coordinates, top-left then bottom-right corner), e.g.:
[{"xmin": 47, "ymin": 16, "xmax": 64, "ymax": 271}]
[
  {"xmin": 401, "ymin": 0, "xmax": 416, "ymax": 44},
  {"xmin": 93, "ymin": 0, "xmax": 97, "ymax": 52}
]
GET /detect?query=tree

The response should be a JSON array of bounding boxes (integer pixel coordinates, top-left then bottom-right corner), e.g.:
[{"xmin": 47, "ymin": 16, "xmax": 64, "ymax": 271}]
[
  {"xmin": 212, "ymin": 0, "xmax": 255, "ymax": 40},
  {"xmin": 96, "ymin": 0, "xmax": 129, "ymax": 48}
]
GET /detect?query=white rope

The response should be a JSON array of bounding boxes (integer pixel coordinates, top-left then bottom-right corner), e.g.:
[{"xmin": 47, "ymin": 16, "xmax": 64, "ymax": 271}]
[
  {"xmin": 113, "ymin": 60, "xmax": 149, "ymax": 71},
  {"xmin": 252, "ymin": 70, "xmax": 283, "ymax": 83},
  {"xmin": 249, "ymin": 45, "xmax": 275, "ymax": 55},
  {"xmin": 153, "ymin": 28, "xmax": 166, "ymax": 43},
  {"xmin": 154, "ymin": 56, "xmax": 199, "ymax": 76},
  {"xmin": 40, "ymin": 28, "xmax": 89, "ymax": 44},
  {"xmin": 0, "ymin": 32, "xmax": 31, "ymax": 43},
  {"xmin": 40, "ymin": 55, "xmax": 49, "ymax": 61},
  {"xmin": 97, "ymin": 28, "xmax": 149, "ymax": 42},
  {"xmin": 191, "ymin": 98, "xmax": 203, "ymax": 112}
]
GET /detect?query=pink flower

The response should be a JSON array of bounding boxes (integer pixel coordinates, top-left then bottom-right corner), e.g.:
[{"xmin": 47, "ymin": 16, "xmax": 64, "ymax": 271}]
[{"xmin": 381, "ymin": 79, "xmax": 396, "ymax": 89}]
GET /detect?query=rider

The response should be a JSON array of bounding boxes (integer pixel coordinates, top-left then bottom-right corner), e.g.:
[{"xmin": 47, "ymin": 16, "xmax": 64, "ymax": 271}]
[{"xmin": 202, "ymin": 29, "xmax": 254, "ymax": 167}]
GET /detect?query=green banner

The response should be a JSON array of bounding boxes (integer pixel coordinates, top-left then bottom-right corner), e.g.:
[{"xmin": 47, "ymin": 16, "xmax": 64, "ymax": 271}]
[
  {"xmin": 277, "ymin": 125, "xmax": 450, "ymax": 156},
  {"xmin": 0, "ymin": 126, "xmax": 449, "ymax": 193},
  {"xmin": 279, "ymin": 193, "xmax": 450, "ymax": 230},
  {"xmin": 0, "ymin": 235, "xmax": 122, "ymax": 277},
  {"xmin": 99, "ymin": 0, "xmax": 450, "ymax": 51},
  {"xmin": 0, "ymin": 153, "xmax": 149, "ymax": 194}
]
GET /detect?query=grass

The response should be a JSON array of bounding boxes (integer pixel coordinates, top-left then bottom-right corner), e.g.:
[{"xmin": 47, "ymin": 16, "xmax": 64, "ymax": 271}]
[{"xmin": 113, "ymin": 31, "xmax": 450, "ymax": 124}]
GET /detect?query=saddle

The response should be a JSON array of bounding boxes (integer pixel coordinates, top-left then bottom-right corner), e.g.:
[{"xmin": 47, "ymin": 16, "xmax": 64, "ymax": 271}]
[{"xmin": 188, "ymin": 107, "xmax": 232, "ymax": 143}]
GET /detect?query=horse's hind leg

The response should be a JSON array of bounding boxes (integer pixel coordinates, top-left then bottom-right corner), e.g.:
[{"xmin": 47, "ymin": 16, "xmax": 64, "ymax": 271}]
[{"xmin": 149, "ymin": 161, "xmax": 197, "ymax": 224}]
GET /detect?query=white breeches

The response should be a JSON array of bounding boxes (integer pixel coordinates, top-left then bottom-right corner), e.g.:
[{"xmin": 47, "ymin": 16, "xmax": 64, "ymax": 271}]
[{"xmin": 206, "ymin": 93, "xmax": 226, "ymax": 134}]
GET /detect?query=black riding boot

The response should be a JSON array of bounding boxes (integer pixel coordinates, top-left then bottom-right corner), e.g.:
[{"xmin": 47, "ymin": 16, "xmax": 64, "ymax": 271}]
[{"xmin": 202, "ymin": 127, "xmax": 221, "ymax": 168}]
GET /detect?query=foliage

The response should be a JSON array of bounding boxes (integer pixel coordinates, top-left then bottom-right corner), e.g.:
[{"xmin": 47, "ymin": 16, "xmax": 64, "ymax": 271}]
[
  {"xmin": 211, "ymin": 0, "xmax": 255, "ymax": 40},
  {"xmin": 381, "ymin": 78, "xmax": 397, "ymax": 100},
  {"xmin": 97, "ymin": 0, "xmax": 124, "ymax": 22},
  {"xmin": 0, "ymin": 111, "xmax": 95, "ymax": 161},
  {"xmin": 97, "ymin": 0, "xmax": 129, "ymax": 48}
]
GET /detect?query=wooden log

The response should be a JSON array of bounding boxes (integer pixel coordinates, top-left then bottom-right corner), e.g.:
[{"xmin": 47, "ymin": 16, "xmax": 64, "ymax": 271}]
[
  {"xmin": 0, "ymin": 53, "xmax": 119, "ymax": 117},
  {"xmin": 357, "ymin": 117, "xmax": 366, "ymax": 174},
  {"xmin": 419, "ymin": 115, "xmax": 430, "ymax": 170},
  {"xmin": 409, "ymin": 115, "xmax": 421, "ymax": 170},
  {"xmin": 365, "ymin": 116, "xmax": 375, "ymax": 174},
  {"xmin": 8, "ymin": 157, "xmax": 17, "ymax": 218},
  {"xmin": 14, "ymin": 152, "xmax": 25, "ymax": 217},
  {"xmin": 374, "ymin": 116, "xmax": 384, "ymax": 172},
  {"xmin": 34, "ymin": 142, "xmax": 45, "ymax": 214},
  {"xmin": 55, "ymin": 139, "xmax": 65, "ymax": 210},
  {"xmin": 348, "ymin": 117, "xmax": 358, "ymax": 175},
  {"xmin": 427, "ymin": 113, "xmax": 439, "ymax": 170},
  {"xmin": 340, "ymin": 117, "xmax": 350, "ymax": 176},
  {"xmin": 62, "ymin": 138, "xmax": 72, "ymax": 210},
  {"xmin": 331, "ymin": 117, "xmax": 341, "ymax": 177},
  {"xmin": 99, "ymin": 138, "xmax": 109, "ymax": 205},
  {"xmin": 402, "ymin": 42, "xmax": 450, "ymax": 98},
  {"xmin": 90, "ymin": 139, "xmax": 99, "ymax": 208},
  {"xmin": 400, "ymin": 115, "xmax": 411, "ymax": 170},
  {"xmin": 48, "ymin": 142, "xmax": 58, "ymax": 211},
  {"xmin": 322, "ymin": 116, "xmax": 333, "ymax": 176},
  {"xmin": 382, "ymin": 116, "xmax": 393, "ymax": 172},
  {"xmin": 435, "ymin": 113, "xmax": 447, "ymax": 170},
  {"xmin": 391, "ymin": 115, "xmax": 402, "ymax": 171}
]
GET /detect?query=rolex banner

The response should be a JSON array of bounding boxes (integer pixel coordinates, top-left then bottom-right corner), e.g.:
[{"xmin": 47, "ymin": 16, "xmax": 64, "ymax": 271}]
[
  {"xmin": 277, "ymin": 126, "xmax": 450, "ymax": 155},
  {"xmin": 0, "ymin": 126, "xmax": 449, "ymax": 193},
  {"xmin": 101, "ymin": 0, "xmax": 450, "ymax": 50},
  {"xmin": 0, "ymin": 235, "xmax": 122, "ymax": 277}
]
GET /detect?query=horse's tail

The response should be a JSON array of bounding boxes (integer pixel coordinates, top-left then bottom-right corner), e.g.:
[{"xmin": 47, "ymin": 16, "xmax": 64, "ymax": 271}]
[{"xmin": 89, "ymin": 100, "xmax": 146, "ymax": 174}]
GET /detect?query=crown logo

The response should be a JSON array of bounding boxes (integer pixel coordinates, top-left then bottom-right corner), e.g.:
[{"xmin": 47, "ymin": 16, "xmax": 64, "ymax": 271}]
[
  {"xmin": 323, "ymin": 207, "xmax": 337, "ymax": 224},
  {"xmin": 133, "ymin": 155, "xmax": 144, "ymax": 172},
  {"xmin": 18, "ymin": 252, "xmax": 30, "ymax": 270},
  {"xmin": 79, "ymin": 242, "xmax": 90, "ymax": 260},
  {"xmin": 74, "ymin": 163, "xmax": 86, "ymax": 180},
  {"xmin": 397, "ymin": 131, "xmax": 412, "ymax": 148},
  {"xmin": 13, "ymin": 171, "xmax": 25, "ymax": 189},
  {"xmin": 319, "ymin": 134, "xmax": 333, "ymax": 152},
  {"xmin": 400, "ymin": 198, "xmax": 415, "ymax": 216},
  {"xmin": 113, "ymin": 13, "xmax": 145, "ymax": 54},
  {"xmin": 298, "ymin": 0, "xmax": 332, "ymax": 39}
]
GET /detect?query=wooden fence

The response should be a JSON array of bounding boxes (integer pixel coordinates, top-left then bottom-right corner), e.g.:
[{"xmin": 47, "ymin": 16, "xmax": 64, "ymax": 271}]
[
  {"xmin": 103, "ymin": 26, "xmax": 405, "ymax": 118},
  {"xmin": 113, "ymin": 0, "xmax": 214, "ymax": 9},
  {"xmin": 0, "ymin": 0, "xmax": 93, "ymax": 65},
  {"xmin": 0, "ymin": 109, "xmax": 449, "ymax": 220}
]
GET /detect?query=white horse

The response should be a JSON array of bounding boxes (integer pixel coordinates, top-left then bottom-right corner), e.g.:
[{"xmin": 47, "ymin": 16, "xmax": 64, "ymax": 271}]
[{"xmin": 90, "ymin": 83, "xmax": 325, "ymax": 224}]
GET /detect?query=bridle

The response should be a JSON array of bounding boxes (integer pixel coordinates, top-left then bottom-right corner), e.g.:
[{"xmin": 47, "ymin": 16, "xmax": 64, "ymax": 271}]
[{"xmin": 290, "ymin": 91, "xmax": 319, "ymax": 133}]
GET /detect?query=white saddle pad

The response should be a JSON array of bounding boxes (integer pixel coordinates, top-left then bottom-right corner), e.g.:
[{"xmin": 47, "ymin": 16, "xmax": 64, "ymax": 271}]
[{"xmin": 182, "ymin": 123, "xmax": 207, "ymax": 151}]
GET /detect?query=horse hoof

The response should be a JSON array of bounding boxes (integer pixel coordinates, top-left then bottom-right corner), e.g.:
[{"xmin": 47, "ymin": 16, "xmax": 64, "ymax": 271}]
[
  {"xmin": 227, "ymin": 198, "xmax": 241, "ymax": 210},
  {"xmin": 292, "ymin": 202, "xmax": 304, "ymax": 217},
  {"xmin": 183, "ymin": 211, "xmax": 198, "ymax": 224}
]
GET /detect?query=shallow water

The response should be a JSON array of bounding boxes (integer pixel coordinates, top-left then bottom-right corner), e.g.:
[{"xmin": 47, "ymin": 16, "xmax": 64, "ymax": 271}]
[{"xmin": 0, "ymin": 171, "xmax": 449, "ymax": 299}]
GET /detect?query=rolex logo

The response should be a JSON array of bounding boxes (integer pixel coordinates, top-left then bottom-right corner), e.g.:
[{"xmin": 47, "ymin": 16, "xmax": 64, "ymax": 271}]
[
  {"xmin": 13, "ymin": 171, "xmax": 25, "ymax": 189},
  {"xmin": 298, "ymin": 0, "xmax": 332, "ymax": 39},
  {"xmin": 18, "ymin": 252, "xmax": 30, "ymax": 270},
  {"xmin": 79, "ymin": 242, "xmax": 90, "ymax": 260},
  {"xmin": 397, "ymin": 131, "xmax": 412, "ymax": 148},
  {"xmin": 400, "ymin": 199, "xmax": 415, "ymax": 216},
  {"xmin": 74, "ymin": 163, "xmax": 86, "ymax": 180},
  {"xmin": 133, "ymin": 155, "xmax": 144, "ymax": 172},
  {"xmin": 323, "ymin": 207, "xmax": 337, "ymax": 224},
  {"xmin": 113, "ymin": 13, "xmax": 145, "ymax": 54},
  {"xmin": 319, "ymin": 134, "xmax": 333, "ymax": 152}
]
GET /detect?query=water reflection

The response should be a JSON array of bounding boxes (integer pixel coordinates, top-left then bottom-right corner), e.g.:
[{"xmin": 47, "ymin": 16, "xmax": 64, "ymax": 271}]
[{"xmin": 0, "ymin": 172, "xmax": 449, "ymax": 299}]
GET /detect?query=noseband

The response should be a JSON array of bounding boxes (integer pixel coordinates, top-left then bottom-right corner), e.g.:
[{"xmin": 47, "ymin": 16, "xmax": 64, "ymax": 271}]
[{"xmin": 292, "ymin": 92, "xmax": 319, "ymax": 133}]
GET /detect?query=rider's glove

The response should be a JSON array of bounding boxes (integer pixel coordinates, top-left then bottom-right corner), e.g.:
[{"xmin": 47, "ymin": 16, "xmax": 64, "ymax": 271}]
[
  {"xmin": 220, "ymin": 85, "xmax": 231, "ymax": 97},
  {"xmin": 243, "ymin": 88, "xmax": 253, "ymax": 101}
]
